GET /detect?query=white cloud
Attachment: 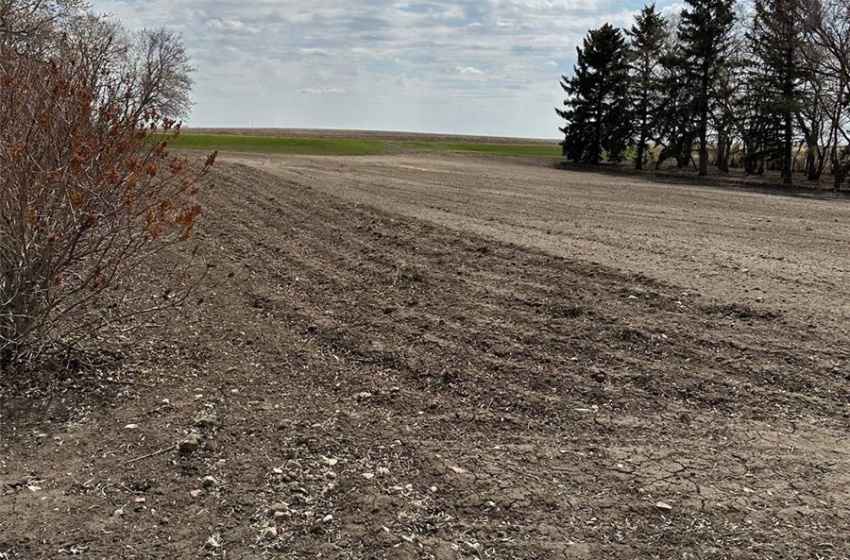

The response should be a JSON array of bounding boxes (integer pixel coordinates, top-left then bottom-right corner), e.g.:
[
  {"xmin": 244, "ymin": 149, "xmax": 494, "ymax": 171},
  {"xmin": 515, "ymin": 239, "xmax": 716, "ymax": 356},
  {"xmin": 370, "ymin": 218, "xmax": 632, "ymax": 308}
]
[
  {"xmin": 206, "ymin": 18, "xmax": 259, "ymax": 35},
  {"xmin": 456, "ymin": 66, "xmax": 485, "ymax": 76},
  {"xmin": 86, "ymin": 0, "xmax": 649, "ymax": 138},
  {"xmin": 296, "ymin": 87, "xmax": 348, "ymax": 94}
]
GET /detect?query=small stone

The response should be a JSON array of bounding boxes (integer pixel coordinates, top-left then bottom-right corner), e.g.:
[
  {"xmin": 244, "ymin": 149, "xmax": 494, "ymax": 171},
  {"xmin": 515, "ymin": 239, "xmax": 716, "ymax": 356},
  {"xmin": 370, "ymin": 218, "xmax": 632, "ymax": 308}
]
[
  {"xmin": 355, "ymin": 392, "xmax": 373, "ymax": 400},
  {"xmin": 202, "ymin": 476, "xmax": 218, "ymax": 488},
  {"xmin": 376, "ymin": 467, "xmax": 390, "ymax": 476},
  {"xmin": 449, "ymin": 466, "xmax": 467, "ymax": 474},
  {"xmin": 272, "ymin": 467, "xmax": 284, "ymax": 475},
  {"xmin": 362, "ymin": 473, "xmax": 375, "ymax": 480},
  {"xmin": 464, "ymin": 542, "xmax": 481, "ymax": 553},
  {"xmin": 322, "ymin": 514, "xmax": 334, "ymax": 523},
  {"xmin": 321, "ymin": 456, "xmax": 339, "ymax": 466},
  {"xmin": 179, "ymin": 434, "xmax": 200, "ymax": 455},
  {"xmin": 194, "ymin": 414, "xmax": 217, "ymax": 428},
  {"xmin": 268, "ymin": 502, "xmax": 289, "ymax": 516},
  {"xmin": 124, "ymin": 424, "xmax": 139, "ymax": 430},
  {"xmin": 134, "ymin": 497, "xmax": 146, "ymax": 504},
  {"xmin": 204, "ymin": 535, "xmax": 221, "ymax": 549},
  {"xmin": 484, "ymin": 500, "xmax": 496, "ymax": 509},
  {"xmin": 655, "ymin": 501, "xmax": 673, "ymax": 511},
  {"xmin": 429, "ymin": 485, "xmax": 438, "ymax": 493},
  {"xmin": 113, "ymin": 508, "xmax": 125, "ymax": 517},
  {"xmin": 261, "ymin": 526, "xmax": 278, "ymax": 540},
  {"xmin": 27, "ymin": 485, "xmax": 42, "ymax": 492},
  {"xmin": 273, "ymin": 510, "xmax": 288, "ymax": 519},
  {"xmin": 189, "ymin": 489, "xmax": 203, "ymax": 498}
]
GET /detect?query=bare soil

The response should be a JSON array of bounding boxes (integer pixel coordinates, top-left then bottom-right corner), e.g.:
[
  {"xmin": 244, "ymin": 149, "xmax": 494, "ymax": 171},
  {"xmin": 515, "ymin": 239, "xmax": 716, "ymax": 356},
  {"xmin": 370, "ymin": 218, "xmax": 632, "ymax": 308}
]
[{"xmin": 3, "ymin": 151, "xmax": 850, "ymax": 559}]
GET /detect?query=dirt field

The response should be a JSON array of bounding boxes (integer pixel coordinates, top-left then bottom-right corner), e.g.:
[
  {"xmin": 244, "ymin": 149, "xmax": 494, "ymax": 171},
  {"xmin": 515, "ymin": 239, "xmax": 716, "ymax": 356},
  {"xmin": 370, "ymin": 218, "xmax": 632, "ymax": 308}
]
[{"xmin": 3, "ymin": 151, "xmax": 850, "ymax": 559}]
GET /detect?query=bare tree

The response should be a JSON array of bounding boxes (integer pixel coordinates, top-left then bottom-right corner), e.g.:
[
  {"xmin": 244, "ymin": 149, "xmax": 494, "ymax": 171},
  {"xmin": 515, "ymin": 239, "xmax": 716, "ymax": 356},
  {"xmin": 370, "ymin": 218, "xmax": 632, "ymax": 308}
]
[
  {"xmin": 0, "ymin": 0, "xmax": 85, "ymax": 51},
  {"xmin": 801, "ymin": 0, "xmax": 850, "ymax": 187},
  {"xmin": 130, "ymin": 27, "xmax": 194, "ymax": 120}
]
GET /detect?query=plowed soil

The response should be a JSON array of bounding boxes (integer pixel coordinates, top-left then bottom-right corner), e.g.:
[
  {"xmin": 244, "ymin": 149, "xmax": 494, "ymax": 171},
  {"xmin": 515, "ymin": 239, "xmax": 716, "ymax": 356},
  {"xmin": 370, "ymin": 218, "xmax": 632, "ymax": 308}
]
[{"xmin": 3, "ymin": 151, "xmax": 850, "ymax": 559}]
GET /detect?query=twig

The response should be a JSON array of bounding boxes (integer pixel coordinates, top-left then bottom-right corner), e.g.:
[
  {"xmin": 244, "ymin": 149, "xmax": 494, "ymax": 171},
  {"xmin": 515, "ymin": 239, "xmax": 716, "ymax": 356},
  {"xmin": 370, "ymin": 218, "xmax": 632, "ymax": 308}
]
[{"xmin": 124, "ymin": 444, "xmax": 177, "ymax": 465}]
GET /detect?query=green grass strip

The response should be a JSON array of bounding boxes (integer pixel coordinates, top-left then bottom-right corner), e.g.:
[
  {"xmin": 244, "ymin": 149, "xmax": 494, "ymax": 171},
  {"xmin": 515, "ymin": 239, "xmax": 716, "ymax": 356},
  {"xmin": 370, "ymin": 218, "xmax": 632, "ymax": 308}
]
[
  {"xmin": 170, "ymin": 134, "xmax": 388, "ymax": 156},
  {"xmin": 402, "ymin": 141, "xmax": 561, "ymax": 158},
  {"xmin": 170, "ymin": 133, "xmax": 561, "ymax": 158}
]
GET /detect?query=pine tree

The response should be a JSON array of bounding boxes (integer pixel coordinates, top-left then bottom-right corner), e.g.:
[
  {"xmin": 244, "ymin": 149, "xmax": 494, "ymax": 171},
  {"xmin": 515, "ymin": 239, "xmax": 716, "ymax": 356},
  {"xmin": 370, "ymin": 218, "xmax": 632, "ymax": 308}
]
[
  {"xmin": 678, "ymin": 0, "xmax": 736, "ymax": 176},
  {"xmin": 627, "ymin": 4, "xmax": 668, "ymax": 170},
  {"xmin": 653, "ymin": 17, "xmax": 699, "ymax": 170},
  {"xmin": 558, "ymin": 24, "xmax": 632, "ymax": 165},
  {"xmin": 747, "ymin": 0, "xmax": 802, "ymax": 184}
]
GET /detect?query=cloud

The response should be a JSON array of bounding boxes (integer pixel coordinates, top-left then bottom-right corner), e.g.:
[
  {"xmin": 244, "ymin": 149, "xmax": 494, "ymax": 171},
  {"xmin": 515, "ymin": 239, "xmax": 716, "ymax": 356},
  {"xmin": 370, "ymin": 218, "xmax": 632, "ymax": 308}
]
[
  {"xmin": 86, "ymin": 0, "xmax": 653, "ymax": 138},
  {"xmin": 456, "ymin": 66, "xmax": 484, "ymax": 76},
  {"xmin": 296, "ymin": 87, "xmax": 348, "ymax": 95},
  {"xmin": 205, "ymin": 18, "xmax": 259, "ymax": 35}
]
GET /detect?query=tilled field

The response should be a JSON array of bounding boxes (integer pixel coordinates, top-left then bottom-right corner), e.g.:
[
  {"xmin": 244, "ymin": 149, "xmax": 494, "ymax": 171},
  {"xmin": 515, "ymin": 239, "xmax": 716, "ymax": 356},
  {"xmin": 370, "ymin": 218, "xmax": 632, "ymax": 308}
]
[{"xmin": 2, "ymin": 153, "xmax": 850, "ymax": 559}]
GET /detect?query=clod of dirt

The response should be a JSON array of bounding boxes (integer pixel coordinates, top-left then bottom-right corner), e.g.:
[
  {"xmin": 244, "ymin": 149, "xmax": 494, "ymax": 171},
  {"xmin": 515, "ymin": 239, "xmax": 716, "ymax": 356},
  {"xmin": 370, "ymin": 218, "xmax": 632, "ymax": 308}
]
[
  {"xmin": 204, "ymin": 535, "xmax": 221, "ymax": 549},
  {"xmin": 179, "ymin": 433, "xmax": 201, "ymax": 455},
  {"xmin": 112, "ymin": 508, "xmax": 124, "ymax": 517},
  {"xmin": 655, "ymin": 501, "xmax": 673, "ymax": 511},
  {"xmin": 202, "ymin": 476, "xmax": 218, "ymax": 488},
  {"xmin": 189, "ymin": 489, "xmax": 203, "ymax": 498},
  {"xmin": 355, "ymin": 391, "xmax": 373, "ymax": 400},
  {"xmin": 194, "ymin": 413, "xmax": 218, "ymax": 429},
  {"xmin": 268, "ymin": 502, "xmax": 289, "ymax": 517},
  {"xmin": 465, "ymin": 541, "xmax": 482, "ymax": 553},
  {"xmin": 261, "ymin": 526, "xmax": 278, "ymax": 540}
]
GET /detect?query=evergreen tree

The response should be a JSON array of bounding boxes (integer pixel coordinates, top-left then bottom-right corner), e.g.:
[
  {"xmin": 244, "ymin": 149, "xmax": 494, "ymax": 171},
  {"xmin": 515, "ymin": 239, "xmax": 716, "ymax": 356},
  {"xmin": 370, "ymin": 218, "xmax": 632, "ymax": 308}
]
[
  {"xmin": 747, "ymin": 0, "xmax": 802, "ymax": 184},
  {"xmin": 627, "ymin": 4, "xmax": 668, "ymax": 170},
  {"xmin": 558, "ymin": 24, "xmax": 631, "ymax": 164},
  {"xmin": 653, "ymin": 17, "xmax": 699, "ymax": 170},
  {"xmin": 678, "ymin": 0, "xmax": 736, "ymax": 176}
]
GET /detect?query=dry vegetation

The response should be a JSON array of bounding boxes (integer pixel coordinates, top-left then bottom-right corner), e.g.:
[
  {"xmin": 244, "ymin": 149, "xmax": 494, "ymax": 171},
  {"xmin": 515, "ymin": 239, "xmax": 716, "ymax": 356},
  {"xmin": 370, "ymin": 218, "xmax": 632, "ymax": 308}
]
[{"xmin": 3, "ymin": 147, "xmax": 850, "ymax": 559}]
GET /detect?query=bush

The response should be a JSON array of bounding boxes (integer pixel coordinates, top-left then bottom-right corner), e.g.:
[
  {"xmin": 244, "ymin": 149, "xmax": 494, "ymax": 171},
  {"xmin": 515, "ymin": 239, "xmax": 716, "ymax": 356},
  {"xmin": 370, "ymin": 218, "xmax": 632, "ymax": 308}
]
[{"xmin": 0, "ymin": 19, "xmax": 214, "ymax": 366}]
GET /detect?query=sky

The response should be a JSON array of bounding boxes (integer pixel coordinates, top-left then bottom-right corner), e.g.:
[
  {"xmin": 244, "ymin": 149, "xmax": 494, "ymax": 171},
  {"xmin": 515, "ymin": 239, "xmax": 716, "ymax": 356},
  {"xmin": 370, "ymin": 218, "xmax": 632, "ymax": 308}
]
[{"xmin": 86, "ymin": 0, "xmax": 684, "ymax": 139}]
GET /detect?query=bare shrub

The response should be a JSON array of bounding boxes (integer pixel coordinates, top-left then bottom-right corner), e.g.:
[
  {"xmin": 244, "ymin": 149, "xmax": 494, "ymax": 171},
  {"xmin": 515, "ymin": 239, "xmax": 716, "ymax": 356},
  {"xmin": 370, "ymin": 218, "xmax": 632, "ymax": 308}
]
[{"xmin": 0, "ymin": 28, "xmax": 215, "ymax": 366}]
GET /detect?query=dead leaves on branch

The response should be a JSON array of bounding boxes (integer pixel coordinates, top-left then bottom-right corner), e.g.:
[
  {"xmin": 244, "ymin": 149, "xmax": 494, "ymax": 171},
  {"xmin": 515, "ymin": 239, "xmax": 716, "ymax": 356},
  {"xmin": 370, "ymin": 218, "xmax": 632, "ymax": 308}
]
[{"xmin": 0, "ymin": 43, "xmax": 216, "ymax": 365}]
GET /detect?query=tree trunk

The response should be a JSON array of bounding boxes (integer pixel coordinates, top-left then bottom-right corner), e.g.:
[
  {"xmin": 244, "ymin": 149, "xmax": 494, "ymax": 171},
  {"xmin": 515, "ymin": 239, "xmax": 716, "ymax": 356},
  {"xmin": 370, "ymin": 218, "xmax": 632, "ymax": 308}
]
[
  {"xmin": 698, "ymin": 66, "xmax": 710, "ymax": 177},
  {"xmin": 781, "ymin": 78, "xmax": 794, "ymax": 182},
  {"xmin": 635, "ymin": 92, "xmax": 648, "ymax": 170},
  {"xmin": 716, "ymin": 127, "xmax": 730, "ymax": 173}
]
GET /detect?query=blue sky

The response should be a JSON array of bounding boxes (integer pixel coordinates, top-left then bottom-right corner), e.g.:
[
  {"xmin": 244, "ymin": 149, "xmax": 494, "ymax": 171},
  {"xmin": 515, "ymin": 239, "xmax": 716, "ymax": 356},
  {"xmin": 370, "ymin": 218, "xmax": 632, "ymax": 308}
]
[{"xmin": 87, "ymin": 0, "xmax": 683, "ymax": 138}]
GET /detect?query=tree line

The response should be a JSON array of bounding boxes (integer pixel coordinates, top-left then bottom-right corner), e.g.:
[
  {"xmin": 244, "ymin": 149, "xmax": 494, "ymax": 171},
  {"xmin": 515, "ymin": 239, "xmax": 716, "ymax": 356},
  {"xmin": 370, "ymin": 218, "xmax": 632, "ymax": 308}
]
[{"xmin": 558, "ymin": 0, "xmax": 850, "ymax": 188}]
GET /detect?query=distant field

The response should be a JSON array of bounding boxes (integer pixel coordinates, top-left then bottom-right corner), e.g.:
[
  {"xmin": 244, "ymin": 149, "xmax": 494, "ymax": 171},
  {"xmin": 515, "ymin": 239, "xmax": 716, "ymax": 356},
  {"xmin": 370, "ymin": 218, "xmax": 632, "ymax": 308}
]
[
  {"xmin": 169, "ymin": 134, "xmax": 387, "ymax": 156},
  {"xmin": 403, "ymin": 140, "xmax": 561, "ymax": 157},
  {"xmin": 172, "ymin": 130, "xmax": 561, "ymax": 158}
]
